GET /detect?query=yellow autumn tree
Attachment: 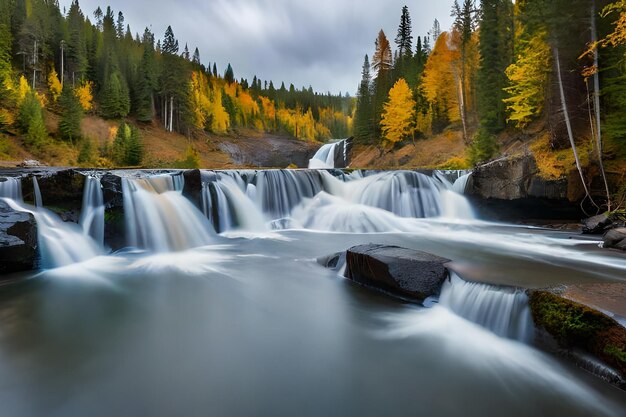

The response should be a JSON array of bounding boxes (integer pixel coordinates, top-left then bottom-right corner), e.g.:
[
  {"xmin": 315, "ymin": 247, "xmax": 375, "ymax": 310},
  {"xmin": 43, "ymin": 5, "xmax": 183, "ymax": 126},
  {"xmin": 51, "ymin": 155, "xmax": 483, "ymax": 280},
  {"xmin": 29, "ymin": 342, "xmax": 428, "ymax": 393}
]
[
  {"xmin": 75, "ymin": 81, "xmax": 94, "ymax": 112},
  {"xmin": 503, "ymin": 31, "xmax": 551, "ymax": 128},
  {"xmin": 47, "ymin": 69, "xmax": 62, "ymax": 102},
  {"xmin": 381, "ymin": 78, "xmax": 416, "ymax": 148},
  {"xmin": 422, "ymin": 32, "xmax": 461, "ymax": 126},
  {"xmin": 209, "ymin": 87, "xmax": 230, "ymax": 133}
]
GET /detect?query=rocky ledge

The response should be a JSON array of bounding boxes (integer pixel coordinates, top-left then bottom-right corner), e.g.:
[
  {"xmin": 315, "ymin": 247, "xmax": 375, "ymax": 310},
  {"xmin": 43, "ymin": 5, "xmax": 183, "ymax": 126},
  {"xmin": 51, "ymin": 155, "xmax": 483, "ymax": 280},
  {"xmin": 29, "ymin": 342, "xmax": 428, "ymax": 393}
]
[{"xmin": 0, "ymin": 201, "xmax": 38, "ymax": 274}]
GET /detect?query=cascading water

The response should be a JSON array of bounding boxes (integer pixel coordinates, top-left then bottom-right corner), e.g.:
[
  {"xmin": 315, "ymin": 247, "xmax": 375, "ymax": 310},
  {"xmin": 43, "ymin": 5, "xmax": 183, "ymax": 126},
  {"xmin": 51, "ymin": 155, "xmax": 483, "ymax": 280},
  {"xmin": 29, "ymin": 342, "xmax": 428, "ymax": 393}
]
[
  {"xmin": 32, "ymin": 176, "xmax": 43, "ymax": 207},
  {"xmin": 122, "ymin": 174, "xmax": 215, "ymax": 252},
  {"xmin": 309, "ymin": 139, "xmax": 348, "ymax": 169},
  {"xmin": 203, "ymin": 174, "xmax": 267, "ymax": 232},
  {"xmin": 79, "ymin": 176, "xmax": 105, "ymax": 245},
  {"xmin": 0, "ymin": 177, "xmax": 22, "ymax": 201},
  {"xmin": 439, "ymin": 272, "xmax": 535, "ymax": 343},
  {"xmin": 253, "ymin": 170, "xmax": 325, "ymax": 219}
]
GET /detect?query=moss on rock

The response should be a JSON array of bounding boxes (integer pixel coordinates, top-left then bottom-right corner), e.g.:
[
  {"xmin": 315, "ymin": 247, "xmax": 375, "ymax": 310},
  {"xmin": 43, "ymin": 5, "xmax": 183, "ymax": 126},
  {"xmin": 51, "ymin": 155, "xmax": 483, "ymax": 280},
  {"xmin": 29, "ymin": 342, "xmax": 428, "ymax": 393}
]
[{"xmin": 529, "ymin": 290, "xmax": 626, "ymax": 378}]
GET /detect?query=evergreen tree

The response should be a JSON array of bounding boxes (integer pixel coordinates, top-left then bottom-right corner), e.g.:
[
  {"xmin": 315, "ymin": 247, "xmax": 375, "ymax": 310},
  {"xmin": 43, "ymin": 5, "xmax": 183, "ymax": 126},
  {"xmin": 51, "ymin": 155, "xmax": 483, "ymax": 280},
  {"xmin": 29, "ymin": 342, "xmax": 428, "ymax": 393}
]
[
  {"xmin": 395, "ymin": 6, "xmax": 413, "ymax": 58},
  {"xmin": 182, "ymin": 43, "xmax": 190, "ymax": 60},
  {"xmin": 18, "ymin": 91, "xmax": 48, "ymax": 147},
  {"xmin": 192, "ymin": 47, "xmax": 200, "ymax": 65},
  {"xmin": 224, "ymin": 63, "xmax": 234, "ymax": 84},
  {"xmin": 59, "ymin": 84, "xmax": 83, "ymax": 142},
  {"xmin": 354, "ymin": 54, "xmax": 374, "ymax": 142},
  {"xmin": 477, "ymin": 0, "xmax": 514, "ymax": 133},
  {"xmin": 135, "ymin": 28, "xmax": 157, "ymax": 122},
  {"xmin": 162, "ymin": 25, "xmax": 179, "ymax": 54},
  {"xmin": 372, "ymin": 30, "xmax": 393, "ymax": 137},
  {"xmin": 100, "ymin": 69, "xmax": 130, "ymax": 118},
  {"xmin": 116, "ymin": 11, "xmax": 125, "ymax": 39}
]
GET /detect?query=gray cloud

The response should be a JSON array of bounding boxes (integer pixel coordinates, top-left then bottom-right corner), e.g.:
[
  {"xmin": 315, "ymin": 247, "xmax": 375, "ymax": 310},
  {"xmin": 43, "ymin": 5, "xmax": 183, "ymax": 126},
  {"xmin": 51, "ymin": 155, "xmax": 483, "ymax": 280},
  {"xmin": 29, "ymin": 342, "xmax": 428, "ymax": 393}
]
[{"xmin": 61, "ymin": 0, "xmax": 453, "ymax": 94}]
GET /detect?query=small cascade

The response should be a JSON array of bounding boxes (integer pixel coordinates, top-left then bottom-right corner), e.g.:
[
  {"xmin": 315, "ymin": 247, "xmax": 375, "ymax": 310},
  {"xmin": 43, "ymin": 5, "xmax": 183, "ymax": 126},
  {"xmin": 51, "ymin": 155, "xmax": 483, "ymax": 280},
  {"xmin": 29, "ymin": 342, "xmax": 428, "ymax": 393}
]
[
  {"xmin": 439, "ymin": 273, "xmax": 534, "ymax": 343},
  {"xmin": 347, "ymin": 171, "xmax": 443, "ymax": 218},
  {"xmin": 253, "ymin": 170, "xmax": 324, "ymax": 219},
  {"xmin": 308, "ymin": 139, "xmax": 348, "ymax": 169},
  {"xmin": 453, "ymin": 172, "xmax": 472, "ymax": 194},
  {"xmin": 0, "ymin": 177, "xmax": 23, "ymax": 201},
  {"xmin": 32, "ymin": 176, "xmax": 43, "ymax": 207},
  {"xmin": 79, "ymin": 176, "xmax": 105, "ymax": 245},
  {"xmin": 203, "ymin": 182, "xmax": 233, "ymax": 233},
  {"xmin": 122, "ymin": 175, "xmax": 215, "ymax": 252},
  {"xmin": 204, "ymin": 174, "xmax": 267, "ymax": 232},
  {"xmin": 2, "ymin": 177, "xmax": 102, "ymax": 269}
]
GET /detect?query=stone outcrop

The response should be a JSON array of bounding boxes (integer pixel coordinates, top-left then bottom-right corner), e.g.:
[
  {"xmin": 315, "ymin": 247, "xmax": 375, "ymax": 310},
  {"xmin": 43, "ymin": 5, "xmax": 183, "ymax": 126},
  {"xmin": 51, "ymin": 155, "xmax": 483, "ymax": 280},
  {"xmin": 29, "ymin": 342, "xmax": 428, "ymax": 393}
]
[
  {"xmin": 344, "ymin": 244, "xmax": 450, "ymax": 301},
  {"xmin": 603, "ymin": 228, "xmax": 626, "ymax": 251},
  {"xmin": 467, "ymin": 154, "xmax": 589, "ymax": 221},
  {"xmin": 0, "ymin": 201, "xmax": 38, "ymax": 276}
]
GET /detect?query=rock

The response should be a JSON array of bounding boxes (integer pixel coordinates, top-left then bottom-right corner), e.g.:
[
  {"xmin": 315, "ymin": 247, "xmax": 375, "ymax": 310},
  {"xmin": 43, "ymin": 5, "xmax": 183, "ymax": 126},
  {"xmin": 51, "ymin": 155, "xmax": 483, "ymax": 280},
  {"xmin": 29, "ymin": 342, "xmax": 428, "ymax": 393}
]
[
  {"xmin": 582, "ymin": 214, "xmax": 613, "ymax": 234},
  {"xmin": 333, "ymin": 137, "xmax": 354, "ymax": 169},
  {"xmin": 0, "ymin": 201, "xmax": 38, "ymax": 275},
  {"xmin": 18, "ymin": 160, "xmax": 44, "ymax": 168},
  {"xmin": 317, "ymin": 252, "xmax": 346, "ymax": 271},
  {"xmin": 182, "ymin": 169, "xmax": 203, "ymax": 210},
  {"xmin": 345, "ymin": 244, "xmax": 450, "ymax": 301},
  {"xmin": 101, "ymin": 173, "xmax": 124, "ymax": 209},
  {"xmin": 528, "ymin": 289, "xmax": 626, "ymax": 388},
  {"xmin": 467, "ymin": 154, "xmax": 588, "ymax": 221},
  {"xmin": 603, "ymin": 228, "xmax": 626, "ymax": 251},
  {"xmin": 21, "ymin": 169, "xmax": 85, "ymax": 212}
]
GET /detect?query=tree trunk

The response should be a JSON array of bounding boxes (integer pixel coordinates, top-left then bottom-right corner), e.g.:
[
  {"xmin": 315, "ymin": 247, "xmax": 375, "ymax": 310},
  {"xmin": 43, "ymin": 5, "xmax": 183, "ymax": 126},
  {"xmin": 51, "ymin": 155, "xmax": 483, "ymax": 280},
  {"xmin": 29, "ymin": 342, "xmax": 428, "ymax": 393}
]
[
  {"xmin": 169, "ymin": 96, "xmax": 174, "ymax": 132},
  {"xmin": 457, "ymin": 70, "xmax": 468, "ymax": 144},
  {"xmin": 554, "ymin": 47, "xmax": 597, "ymax": 211},
  {"xmin": 164, "ymin": 97, "xmax": 168, "ymax": 130},
  {"xmin": 591, "ymin": 0, "xmax": 611, "ymax": 210}
]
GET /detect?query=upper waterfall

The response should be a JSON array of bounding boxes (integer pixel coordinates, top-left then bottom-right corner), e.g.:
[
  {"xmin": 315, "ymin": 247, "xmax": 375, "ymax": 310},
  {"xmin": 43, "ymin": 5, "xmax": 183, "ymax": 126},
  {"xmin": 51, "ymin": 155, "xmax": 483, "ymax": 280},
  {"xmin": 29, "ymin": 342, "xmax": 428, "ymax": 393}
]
[{"xmin": 309, "ymin": 139, "xmax": 351, "ymax": 169}]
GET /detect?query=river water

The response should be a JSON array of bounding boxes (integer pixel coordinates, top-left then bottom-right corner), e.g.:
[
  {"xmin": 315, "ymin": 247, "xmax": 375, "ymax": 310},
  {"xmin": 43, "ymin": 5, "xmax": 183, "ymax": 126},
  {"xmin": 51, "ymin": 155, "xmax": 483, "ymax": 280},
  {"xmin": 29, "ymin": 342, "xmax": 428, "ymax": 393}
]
[{"xmin": 0, "ymin": 170, "xmax": 624, "ymax": 416}]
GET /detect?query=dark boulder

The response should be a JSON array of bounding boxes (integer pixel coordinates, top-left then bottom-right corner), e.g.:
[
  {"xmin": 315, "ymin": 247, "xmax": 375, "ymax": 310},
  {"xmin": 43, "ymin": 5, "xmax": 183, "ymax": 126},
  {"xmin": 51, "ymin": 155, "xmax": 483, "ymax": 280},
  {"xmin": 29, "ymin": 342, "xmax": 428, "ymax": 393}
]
[
  {"xmin": 0, "ymin": 201, "xmax": 38, "ymax": 275},
  {"xmin": 582, "ymin": 213, "xmax": 614, "ymax": 234},
  {"xmin": 333, "ymin": 138, "xmax": 354, "ymax": 169},
  {"xmin": 345, "ymin": 244, "xmax": 450, "ymax": 301},
  {"xmin": 101, "ymin": 172, "xmax": 124, "ymax": 209},
  {"xmin": 603, "ymin": 228, "xmax": 626, "ymax": 251},
  {"xmin": 182, "ymin": 169, "xmax": 203, "ymax": 210}
]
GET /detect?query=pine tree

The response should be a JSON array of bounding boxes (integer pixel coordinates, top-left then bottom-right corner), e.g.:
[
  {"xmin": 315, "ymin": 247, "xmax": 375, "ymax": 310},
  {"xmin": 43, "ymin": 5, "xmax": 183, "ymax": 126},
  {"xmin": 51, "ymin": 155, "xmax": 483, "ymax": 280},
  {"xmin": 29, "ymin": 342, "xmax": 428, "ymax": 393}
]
[
  {"xmin": 395, "ymin": 6, "xmax": 413, "ymax": 58},
  {"xmin": 18, "ymin": 91, "xmax": 48, "ymax": 148},
  {"xmin": 162, "ymin": 26, "xmax": 179, "ymax": 54},
  {"xmin": 224, "ymin": 63, "xmax": 234, "ymax": 84},
  {"xmin": 182, "ymin": 43, "xmax": 190, "ymax": 60},
  {"xmin": 135, "ymin": 29, "xmax": 157, "ymax": 122},
  {"xmin": 477, "ymin": 0, "xmax": 514, "ymax": 133},
  {"xmin": 116, "ymin": 11, "xmax": 125, "ymax": 39},
  {"xmin": 192, "ymin": 47, "xmax": 200, "ymax": 65},
  {"xmin": 372, "ymin": 30, "xmax": 393, "ymax": 137},
  {"xmin": 59, "ymin": 84, "xmax": 83, "ymax": 142},
  {"xmin": 354, "ymin": 54, "xmax": 374, "ymax": 142},
  {"xmin": 100, "ymin": 69, "xmax": 131, "ymax": 118}
]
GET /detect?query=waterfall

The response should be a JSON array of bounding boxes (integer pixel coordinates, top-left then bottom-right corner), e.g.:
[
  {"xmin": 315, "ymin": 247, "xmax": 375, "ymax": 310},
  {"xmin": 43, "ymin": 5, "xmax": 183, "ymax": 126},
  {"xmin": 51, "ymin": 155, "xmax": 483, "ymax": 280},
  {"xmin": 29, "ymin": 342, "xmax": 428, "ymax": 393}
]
[
  {"xmin": 439, "ymin": 273, "xmax": 534, "ymax": 343},
  {"xmin": 309, "ymin": 139, "xmax": 348, "ymax": 169},
  {"xmin": 453, "ymin": 172, "xmax": 472, "ymax": 194},
  {"xmin": 79, "ymin": 176, "xmax": 105, "ymax": 245},
  {"xmin": 203, "ymin": 174, "xmax": 267, "ymax": 232},
  {"xmin": 0, "ymin": 177, "xmax": 22, "ymax": 201},
  {"xmin": 122, "ymin": 175, "xmax": 215, "ymax": 252},
  {"xmin": 32, "ymin": 176, "xmax": 43, "ymax": 207},
  {"xmin": 2, "ymin": 177, "xmax": 102, "ymax": 269},
  {"xmin": 253, "ymin": 170, "xmax": 324, "ymax": 219}
]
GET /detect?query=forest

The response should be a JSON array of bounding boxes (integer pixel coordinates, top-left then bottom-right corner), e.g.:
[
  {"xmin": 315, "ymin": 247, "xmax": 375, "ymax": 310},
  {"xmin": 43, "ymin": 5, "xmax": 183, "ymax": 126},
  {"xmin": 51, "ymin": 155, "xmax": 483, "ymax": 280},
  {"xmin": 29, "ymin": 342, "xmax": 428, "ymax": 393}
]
[
  {"xmin": 0, "ymin": 0, "xmax": 354, "ymax": 167},
  {"xmin": 354, "ymin": 0, "xmax": 626, "ymax": 208}
]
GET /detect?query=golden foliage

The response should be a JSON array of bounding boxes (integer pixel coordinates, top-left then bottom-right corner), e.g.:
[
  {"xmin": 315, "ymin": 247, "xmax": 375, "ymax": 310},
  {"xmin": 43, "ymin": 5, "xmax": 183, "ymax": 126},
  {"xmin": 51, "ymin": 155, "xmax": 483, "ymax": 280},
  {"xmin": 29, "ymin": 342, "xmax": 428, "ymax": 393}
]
[
  {"xmin": 18, "ymin": 75, "xmax": 30, "ymax": 104},
  {"xmin": 381, "ymin": 78, "xmax": 416, "ymax": 147},
  {"xmin": 437, "ymin": 156, "xmax": 471, "ymax": 170},
  {"xmin": 210, "ymin": 87, "xmax": 230, "ymax": 134},
  {"xmin": 422, "ymin": 32, "xmax": 461, "ymax": 123},
  {"xmin": 47, "ymin": 69, "xmax": 62, "ymax": 102},
  {"xmin": 76, "ymin": 81, "xmax": 94, "ymax": 112},
  {"xmin": 504, "ymin": 31, "xmax": 551, "ymax": 128},
  {"xmin": 530, "ymin": 133, "xmax": 591, "ymax": 180}
]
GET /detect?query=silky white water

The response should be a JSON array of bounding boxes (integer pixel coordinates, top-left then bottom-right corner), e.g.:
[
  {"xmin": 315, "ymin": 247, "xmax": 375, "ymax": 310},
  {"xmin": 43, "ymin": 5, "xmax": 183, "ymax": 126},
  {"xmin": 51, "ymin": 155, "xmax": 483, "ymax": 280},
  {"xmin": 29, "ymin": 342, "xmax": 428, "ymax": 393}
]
[
  {"xmin": 308, "ymin": 139, "xmax": 349, "ymax": 169},
  {"xmin": 1, "ymin": 170, "xmax": 626, "ymax": 417},
  {"xmin": 80, "ymin": 176, "xmax": 105, "ymax": 245}
]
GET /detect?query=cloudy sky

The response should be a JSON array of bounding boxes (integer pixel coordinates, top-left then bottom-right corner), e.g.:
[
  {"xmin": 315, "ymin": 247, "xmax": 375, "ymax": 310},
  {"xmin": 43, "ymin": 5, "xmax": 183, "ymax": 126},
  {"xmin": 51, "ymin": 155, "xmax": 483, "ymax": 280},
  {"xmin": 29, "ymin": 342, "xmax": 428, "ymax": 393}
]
[{"xmin": 60, "ymin": 0, "xmax": 453, "ymax": 95}]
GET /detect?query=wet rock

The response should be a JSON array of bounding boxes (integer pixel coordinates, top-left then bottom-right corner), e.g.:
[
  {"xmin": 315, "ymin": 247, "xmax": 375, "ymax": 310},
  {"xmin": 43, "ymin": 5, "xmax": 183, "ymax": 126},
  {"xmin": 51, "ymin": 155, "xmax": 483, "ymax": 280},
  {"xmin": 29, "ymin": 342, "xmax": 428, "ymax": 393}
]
[
  {"xmin": 182, "ymin": 169, "xmax": 203, "ymax": 210},
  {"xmin": 345, "ymin": 244, "xmax": 450, "ymax": 301},
  {"xmin": 582, "ymin": 213, "xmax": 613, "ymax": 234},
  {"xmin": 528, "ymin": 289, "xmax": 626, "ymax": 389},
  {"xmin": 317, "ymin": 252, "xmax": 346, "ymax": 271},
  {"xmin": 101, "ymin": 173, "xmax": 124, "ymax": 209},
  {"xmin": 603, "ymin": 228, "xmax": 626, "ymax": 251},
  {"xmin": 23, "ymin": 169, "xmax": 85, "ymax": 212},
  {"xmin": 333, "ymin": 137, "xmax": 354, "ymax": 168},
  {"xmin": 0, "ymin": 201, "xmax": 38, "ymax": 275}
]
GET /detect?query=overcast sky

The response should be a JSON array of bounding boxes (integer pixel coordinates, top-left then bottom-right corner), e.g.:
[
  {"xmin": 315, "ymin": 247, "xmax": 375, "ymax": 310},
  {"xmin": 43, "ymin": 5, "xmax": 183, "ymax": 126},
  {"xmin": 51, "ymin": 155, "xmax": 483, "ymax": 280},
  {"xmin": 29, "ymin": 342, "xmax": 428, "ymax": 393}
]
[{"xmin": 60, "ymin": 0, "xmax": 453, "ymax": 95}]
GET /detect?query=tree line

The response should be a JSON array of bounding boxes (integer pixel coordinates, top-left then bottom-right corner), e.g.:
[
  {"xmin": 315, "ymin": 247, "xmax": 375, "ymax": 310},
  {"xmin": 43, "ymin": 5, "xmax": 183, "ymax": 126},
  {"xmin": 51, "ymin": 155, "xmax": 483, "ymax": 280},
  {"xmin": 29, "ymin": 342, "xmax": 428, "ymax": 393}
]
[
  {"xmin": 0, "ymin": 0, "xmax": 354, "ymax": 166},
  {"xmin": 354, "ymin": 0, "xmax": 626, "ymax": 208}
]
